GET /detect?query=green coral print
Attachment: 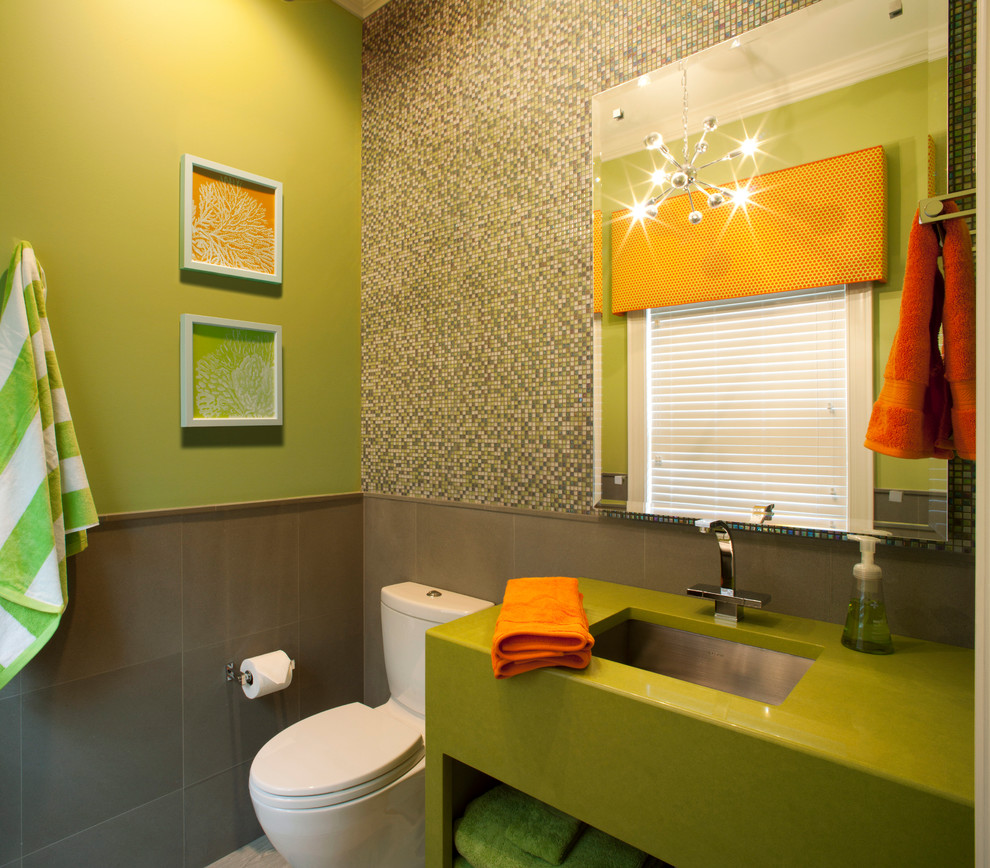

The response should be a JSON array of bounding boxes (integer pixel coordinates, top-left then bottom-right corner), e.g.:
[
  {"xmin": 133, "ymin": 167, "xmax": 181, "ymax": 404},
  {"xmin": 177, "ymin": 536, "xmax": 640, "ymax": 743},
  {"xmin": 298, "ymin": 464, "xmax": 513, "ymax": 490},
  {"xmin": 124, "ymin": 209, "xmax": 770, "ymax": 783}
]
[{"xmin": 192, "ymin": 325, "xmax": 275, "ymax": 419}]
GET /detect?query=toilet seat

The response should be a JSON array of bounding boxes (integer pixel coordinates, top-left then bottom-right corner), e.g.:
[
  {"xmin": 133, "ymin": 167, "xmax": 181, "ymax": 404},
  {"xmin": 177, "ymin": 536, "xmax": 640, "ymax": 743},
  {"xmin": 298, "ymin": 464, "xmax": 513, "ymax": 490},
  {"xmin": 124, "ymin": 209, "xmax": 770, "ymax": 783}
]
[{"xmin": 249, "ymin": 702, "xmax": 425, "ymax": 810}]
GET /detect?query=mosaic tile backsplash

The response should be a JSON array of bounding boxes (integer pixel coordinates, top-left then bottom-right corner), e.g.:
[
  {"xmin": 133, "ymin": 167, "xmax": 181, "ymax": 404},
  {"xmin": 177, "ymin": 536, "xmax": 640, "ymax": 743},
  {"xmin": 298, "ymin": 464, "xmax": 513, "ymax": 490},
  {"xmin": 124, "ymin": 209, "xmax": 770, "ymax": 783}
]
[
  {"xmin": 946, "ymin": 0, "xmax": 977, "ymax": 552},
  {"xmin": 360, "ymin": 0, "xmax": 975, "ymax": 538},
  {"xmin": 360, "ymin": 0, "xmax": 816, "ymax": 513}
]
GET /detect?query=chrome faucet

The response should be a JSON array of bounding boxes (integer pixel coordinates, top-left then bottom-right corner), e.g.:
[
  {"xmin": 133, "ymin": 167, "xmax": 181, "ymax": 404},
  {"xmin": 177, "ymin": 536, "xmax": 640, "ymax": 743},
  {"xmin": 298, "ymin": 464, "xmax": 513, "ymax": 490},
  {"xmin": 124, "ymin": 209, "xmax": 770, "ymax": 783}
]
[
  {"xmin": 704, "ymin": 520, "xmax": 736, "ymax": 591},
  {"xmin": 687, "ymin": 519, "xmax": 771, "ymax": 624}
]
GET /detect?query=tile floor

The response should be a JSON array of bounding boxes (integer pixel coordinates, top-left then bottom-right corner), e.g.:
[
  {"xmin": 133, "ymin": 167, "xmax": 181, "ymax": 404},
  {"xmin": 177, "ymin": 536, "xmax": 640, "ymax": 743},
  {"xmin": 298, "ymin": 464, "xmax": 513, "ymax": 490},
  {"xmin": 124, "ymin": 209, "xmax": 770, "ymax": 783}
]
[{"xmin": 207, "ymin": 836, "xmax": 289, "ymax": 868}]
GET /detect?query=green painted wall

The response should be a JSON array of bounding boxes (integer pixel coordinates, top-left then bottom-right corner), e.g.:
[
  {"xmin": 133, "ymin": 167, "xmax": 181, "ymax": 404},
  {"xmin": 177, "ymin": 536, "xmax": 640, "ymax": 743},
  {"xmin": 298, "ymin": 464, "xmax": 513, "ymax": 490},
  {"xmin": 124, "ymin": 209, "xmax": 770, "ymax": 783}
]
[
  {"xmin": 0, "ymin": 0, "xmax": 362, "ymax": 514},
  {"xmin": 599, "ymin": 60, "xmax": 947, "ymax": 489}
]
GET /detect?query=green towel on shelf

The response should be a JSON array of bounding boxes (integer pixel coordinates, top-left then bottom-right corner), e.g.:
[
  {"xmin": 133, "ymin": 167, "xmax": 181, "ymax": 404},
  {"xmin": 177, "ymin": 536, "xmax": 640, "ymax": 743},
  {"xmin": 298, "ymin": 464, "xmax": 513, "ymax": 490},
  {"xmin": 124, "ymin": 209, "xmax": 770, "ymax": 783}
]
[
  {"xmin": 456, "ymin": 846, "xmax": 668, "ymax": 868},
  {"xmin": 567, "ymin": 828, "xmax": 650, "ymax": 868},
  {"xmin": 456, "ymin": 786, "xmax": 583, "ymax": 864},
  {"xmin": 503, "ymin": 784, "xmax": 585, "ymax": 864},
  {"xmin": 455, "ymin": 785, "xmax": 649, "ymax": 868},
  {"xmin": 0, "ymin": 242, "xmax": 98, "ymax": 691}
]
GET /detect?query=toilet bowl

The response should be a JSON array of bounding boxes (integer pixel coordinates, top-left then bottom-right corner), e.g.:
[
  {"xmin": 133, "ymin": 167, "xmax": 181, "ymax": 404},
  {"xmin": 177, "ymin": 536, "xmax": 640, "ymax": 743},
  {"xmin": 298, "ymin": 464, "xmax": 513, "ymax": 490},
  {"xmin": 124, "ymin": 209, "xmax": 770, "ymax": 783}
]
[
  {"xmin": 250, "ymin": 702, "xmax": 425, "ymax": 868},
  {"xmin": 249, "ymin": 582, "xmax": 492, "ymax": 868}
]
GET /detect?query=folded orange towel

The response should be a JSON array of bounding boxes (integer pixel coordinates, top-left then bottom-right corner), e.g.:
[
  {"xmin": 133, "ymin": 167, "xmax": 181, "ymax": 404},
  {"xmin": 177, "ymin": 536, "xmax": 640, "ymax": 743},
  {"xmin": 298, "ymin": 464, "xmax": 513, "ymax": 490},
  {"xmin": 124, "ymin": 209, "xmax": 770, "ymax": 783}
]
[
  {"xmin": 865, "ymin": 201, "xmax": 975, "ymax": 460},
  {"xmin": 491, "ymin": 577, "xmax": 594, "ymax": 679}
]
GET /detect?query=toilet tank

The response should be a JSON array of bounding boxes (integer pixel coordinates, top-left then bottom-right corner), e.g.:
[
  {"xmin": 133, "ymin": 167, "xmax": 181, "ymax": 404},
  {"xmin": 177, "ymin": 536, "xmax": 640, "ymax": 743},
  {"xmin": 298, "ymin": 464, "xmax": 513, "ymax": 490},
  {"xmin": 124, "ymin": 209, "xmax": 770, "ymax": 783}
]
[{"xmin": 381, "ymin": 582, "xmax": 493, "ymax": 717}]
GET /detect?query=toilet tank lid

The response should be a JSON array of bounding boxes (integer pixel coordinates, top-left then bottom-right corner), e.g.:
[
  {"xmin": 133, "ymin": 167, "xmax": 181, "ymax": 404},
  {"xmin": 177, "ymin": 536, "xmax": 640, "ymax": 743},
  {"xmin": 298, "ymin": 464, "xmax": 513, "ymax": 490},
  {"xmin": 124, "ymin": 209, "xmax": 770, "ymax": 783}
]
[
  {"xmin": 250, "ymin": 703, "xmax": 423, "ymax": 797},
  {"xmin": 381, "ymin": 582, "xmax": 493, "ymax": 622}
]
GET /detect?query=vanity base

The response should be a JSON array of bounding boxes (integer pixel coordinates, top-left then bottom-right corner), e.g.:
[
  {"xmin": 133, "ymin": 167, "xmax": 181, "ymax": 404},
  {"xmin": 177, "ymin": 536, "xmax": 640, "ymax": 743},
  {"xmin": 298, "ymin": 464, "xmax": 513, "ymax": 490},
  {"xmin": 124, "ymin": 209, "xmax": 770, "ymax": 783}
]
[{"xmin": 425, "ymin": 580, "xmax": 974, "ymax": 868}]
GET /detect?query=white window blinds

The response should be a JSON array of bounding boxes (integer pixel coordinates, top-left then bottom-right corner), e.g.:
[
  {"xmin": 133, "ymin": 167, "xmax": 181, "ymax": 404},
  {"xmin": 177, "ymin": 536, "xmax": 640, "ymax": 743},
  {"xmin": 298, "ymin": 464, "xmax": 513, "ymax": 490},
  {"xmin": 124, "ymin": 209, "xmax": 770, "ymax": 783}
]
[{"xmin": 644, "ymin": 287, "xmax": 849, "ymax": 530}]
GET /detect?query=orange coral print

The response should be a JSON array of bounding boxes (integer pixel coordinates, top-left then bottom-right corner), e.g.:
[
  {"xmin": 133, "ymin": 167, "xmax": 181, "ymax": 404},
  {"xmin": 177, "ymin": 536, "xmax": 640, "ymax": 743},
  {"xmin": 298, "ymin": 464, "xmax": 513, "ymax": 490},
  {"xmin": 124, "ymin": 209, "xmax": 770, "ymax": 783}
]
[{"xmin": 191, "ymin": 168, "xmax": 276, "ymax": 275}]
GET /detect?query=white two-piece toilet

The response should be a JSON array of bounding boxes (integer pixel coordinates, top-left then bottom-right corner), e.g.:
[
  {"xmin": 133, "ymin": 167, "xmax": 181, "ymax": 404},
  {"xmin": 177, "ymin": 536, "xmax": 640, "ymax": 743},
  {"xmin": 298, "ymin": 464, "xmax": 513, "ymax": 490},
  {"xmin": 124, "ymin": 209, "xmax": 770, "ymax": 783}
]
[{"xmin": 249, "ymin": 582, "xmax": 492, "ymax": 868}]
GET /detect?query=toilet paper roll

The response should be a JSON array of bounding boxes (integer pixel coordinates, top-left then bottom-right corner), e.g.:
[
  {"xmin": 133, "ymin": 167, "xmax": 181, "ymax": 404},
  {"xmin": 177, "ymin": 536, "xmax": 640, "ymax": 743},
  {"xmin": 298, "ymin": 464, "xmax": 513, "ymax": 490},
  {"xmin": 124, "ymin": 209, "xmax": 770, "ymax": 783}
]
[{"xmin": 240, "ymin": 650, "xmax": 295, "ymax": 699}]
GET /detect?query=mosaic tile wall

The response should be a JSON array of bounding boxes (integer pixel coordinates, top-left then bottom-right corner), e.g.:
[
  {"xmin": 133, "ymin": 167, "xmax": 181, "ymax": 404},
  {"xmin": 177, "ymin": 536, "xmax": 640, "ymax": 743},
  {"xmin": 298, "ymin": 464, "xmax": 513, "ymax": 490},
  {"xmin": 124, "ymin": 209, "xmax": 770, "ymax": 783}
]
[
  {"xmin": 948, "ymin": 0, "xmax": 977, "ymax": 199},
  {"xmin": 360, "ymin": 0, "xmax": 976, "ymax": 544},
  {"xmin": 361, "ymin": 0, "xmax": 816, "ymax": 513},
  {"xmin": 945, "ymin": 0, "xmax": 978, "ymax": 552}
]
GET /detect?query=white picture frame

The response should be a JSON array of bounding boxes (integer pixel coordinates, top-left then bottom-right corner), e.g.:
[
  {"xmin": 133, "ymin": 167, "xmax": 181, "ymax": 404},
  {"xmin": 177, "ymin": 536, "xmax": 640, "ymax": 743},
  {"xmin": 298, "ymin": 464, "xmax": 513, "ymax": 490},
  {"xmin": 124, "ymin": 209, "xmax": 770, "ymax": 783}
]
[
  {"xmin": 180, "ymin": 154, "xmax": 283, "ymax": 284},
  {"xmin": 180, "ymin": 314, "xmax": 283, "ymax": 427}
]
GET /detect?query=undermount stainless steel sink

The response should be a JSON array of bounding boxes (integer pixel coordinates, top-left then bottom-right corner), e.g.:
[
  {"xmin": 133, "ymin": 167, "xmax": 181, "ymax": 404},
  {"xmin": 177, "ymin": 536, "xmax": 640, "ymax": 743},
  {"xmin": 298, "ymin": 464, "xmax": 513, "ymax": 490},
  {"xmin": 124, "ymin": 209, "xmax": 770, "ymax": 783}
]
[{"xmin": 593, "ymin": 618, "xmax": 815, "ymax": 706}]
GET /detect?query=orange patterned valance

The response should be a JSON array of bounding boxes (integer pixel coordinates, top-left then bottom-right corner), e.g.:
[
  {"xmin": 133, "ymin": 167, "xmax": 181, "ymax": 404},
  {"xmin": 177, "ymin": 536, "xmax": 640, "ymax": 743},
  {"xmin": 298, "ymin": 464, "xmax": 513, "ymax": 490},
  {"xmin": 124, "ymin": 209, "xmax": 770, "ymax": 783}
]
[
  {"xmin": 593, "ymin": 209, "xmax": 603, "ymax": 313},
  {"xmin": 609, "ymin": 145, "xmax": 887, "ymax": 313}
]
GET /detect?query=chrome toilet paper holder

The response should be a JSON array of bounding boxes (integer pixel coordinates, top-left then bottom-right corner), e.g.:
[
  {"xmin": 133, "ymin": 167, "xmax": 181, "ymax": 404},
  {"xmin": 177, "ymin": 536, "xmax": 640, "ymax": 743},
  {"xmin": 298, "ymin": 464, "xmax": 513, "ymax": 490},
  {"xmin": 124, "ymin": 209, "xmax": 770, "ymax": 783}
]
[{"xmin": 225, "ymin": 661, "xmax": 253, "ymax": 686}]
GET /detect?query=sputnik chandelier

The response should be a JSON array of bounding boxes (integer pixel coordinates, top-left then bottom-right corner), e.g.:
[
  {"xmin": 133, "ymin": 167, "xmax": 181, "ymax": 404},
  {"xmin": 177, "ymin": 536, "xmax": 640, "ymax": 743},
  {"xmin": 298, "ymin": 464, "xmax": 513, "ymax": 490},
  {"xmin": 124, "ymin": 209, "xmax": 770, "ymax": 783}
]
[{"xmin": 639, "ymin": 62, "xmax": 760, "ymax": 225}]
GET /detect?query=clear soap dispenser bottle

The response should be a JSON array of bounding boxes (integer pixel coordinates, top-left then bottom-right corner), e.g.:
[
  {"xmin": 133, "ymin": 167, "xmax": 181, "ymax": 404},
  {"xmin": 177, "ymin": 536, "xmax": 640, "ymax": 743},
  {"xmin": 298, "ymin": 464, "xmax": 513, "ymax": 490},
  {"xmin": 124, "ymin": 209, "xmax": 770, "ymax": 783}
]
[{"xmin": 842, "ymin": 534, "xmax": 893, "ymax": 654}]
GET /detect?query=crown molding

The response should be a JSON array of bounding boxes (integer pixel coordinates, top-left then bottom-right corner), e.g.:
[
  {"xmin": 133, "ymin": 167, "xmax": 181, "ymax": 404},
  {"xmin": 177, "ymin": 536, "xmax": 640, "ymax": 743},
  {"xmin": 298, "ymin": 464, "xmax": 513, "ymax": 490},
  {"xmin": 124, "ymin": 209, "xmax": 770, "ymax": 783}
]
[
  {"xmin": 328, "ymin": 0, "xmax": 391, "ymax": 18},
  {"xmin": 595, "ymin": 0, "xmax": 947, "ymax": 164},
  {"xmin": 600, "ymin": 27, "xmax": 946, "ymax": 162}
]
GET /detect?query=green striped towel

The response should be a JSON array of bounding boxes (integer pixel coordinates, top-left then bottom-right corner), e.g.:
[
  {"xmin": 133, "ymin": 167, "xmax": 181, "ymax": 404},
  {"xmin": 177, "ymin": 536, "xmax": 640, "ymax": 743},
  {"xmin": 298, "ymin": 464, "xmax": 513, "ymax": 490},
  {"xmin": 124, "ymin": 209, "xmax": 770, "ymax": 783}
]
[{"xmin": 0, "ymin": 242, "xmax": 98, "ymax": 690}]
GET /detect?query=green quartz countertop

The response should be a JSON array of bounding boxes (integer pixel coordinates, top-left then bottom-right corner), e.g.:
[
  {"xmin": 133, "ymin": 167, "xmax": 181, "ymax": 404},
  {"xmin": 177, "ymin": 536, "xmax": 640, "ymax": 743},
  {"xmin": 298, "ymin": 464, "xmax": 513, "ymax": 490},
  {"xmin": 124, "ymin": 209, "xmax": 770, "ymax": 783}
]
[{"xmin": 425, "ymin": 577, "xmax": 974, "ymax": 867}]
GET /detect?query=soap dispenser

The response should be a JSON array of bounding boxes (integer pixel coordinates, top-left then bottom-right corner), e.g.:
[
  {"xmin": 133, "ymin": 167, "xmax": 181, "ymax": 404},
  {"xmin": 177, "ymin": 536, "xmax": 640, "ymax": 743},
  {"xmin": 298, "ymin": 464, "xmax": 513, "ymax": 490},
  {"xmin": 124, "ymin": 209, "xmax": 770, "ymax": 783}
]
[{"xmin": 841, "ymin": 534, "xmax": 893, "ymax": 654}]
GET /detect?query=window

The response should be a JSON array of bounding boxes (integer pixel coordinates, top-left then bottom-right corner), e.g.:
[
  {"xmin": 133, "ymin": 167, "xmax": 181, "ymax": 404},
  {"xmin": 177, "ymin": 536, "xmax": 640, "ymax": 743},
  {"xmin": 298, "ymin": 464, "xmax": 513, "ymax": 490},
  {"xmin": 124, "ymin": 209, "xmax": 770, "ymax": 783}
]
[{"xmin": 627, "ymin": 286, "xmax": 873, "ymax": 530}]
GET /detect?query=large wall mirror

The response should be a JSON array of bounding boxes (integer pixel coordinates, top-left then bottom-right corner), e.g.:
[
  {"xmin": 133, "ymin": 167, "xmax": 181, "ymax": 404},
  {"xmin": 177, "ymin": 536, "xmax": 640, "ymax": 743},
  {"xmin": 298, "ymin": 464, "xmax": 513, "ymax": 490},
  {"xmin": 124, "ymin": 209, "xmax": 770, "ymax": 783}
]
[{"xmin": 592, "ymin": 0, "xmax": 973, "ymax": 544}]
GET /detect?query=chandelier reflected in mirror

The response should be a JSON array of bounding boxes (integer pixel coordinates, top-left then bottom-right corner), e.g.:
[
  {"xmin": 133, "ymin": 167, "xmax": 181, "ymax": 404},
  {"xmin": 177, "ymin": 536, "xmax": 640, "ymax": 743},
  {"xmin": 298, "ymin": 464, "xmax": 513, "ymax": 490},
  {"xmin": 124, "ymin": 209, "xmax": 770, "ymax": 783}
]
[{"xmin": 636, "ymin": 62, "xmax": 761, "ymax": 225}]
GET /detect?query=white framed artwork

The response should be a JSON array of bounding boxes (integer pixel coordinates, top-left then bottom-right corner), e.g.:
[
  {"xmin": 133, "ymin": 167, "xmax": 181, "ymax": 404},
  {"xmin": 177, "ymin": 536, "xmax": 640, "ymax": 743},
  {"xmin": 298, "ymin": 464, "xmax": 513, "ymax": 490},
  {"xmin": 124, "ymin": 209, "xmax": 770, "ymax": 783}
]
[
  {"xmin": 180, "ymin": 154, "xmax": 283, "ymax": 284},
  {"xmin": 180, "ymin": 314, "xmax": 283, "ymax": 427}
]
